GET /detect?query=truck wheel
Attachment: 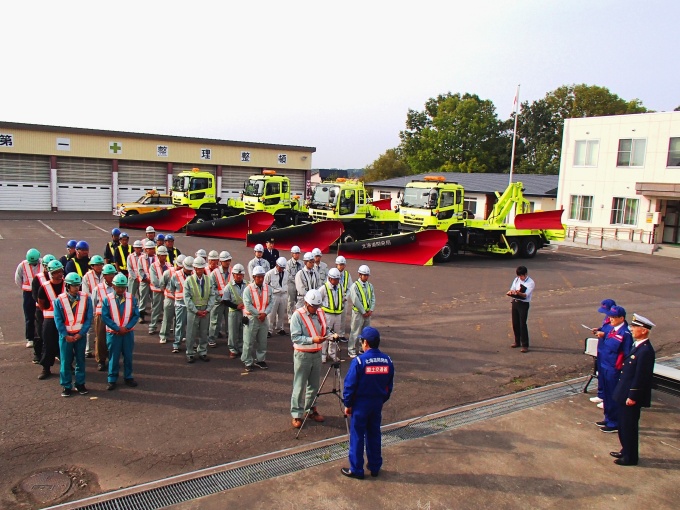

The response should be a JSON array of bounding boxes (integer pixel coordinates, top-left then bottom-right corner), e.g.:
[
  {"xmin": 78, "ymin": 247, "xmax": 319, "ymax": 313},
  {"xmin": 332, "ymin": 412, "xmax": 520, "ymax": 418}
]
[
  {"xmin": 434, "ymin": 243, "xmax": 453, "ymax": 263},
  {"xmin": 506, "ymin": 237, "xmax": 520, "ymax": 257},
  {"xmin": 341, "ymin": 230, "xmax": 357, "ymax": 244},
  {"xmin": 521, "ymin": 238, "xmax": 538, "ymax": 258},
  {"xmin": 124, "ymin": 210, "xmax": 138, "ymax": 216}
]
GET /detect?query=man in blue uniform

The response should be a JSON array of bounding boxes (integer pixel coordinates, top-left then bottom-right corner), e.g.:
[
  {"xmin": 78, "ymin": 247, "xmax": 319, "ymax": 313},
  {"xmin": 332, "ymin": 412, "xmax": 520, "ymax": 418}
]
[
  {"xmin": 595, "ymin": 305, "xmax": 633, "ymax": 433},
  {"xmin": 611, "ymin": 313, "xmax": 656, "ymax": 466},
  {"xmin": 589, "ymin": 298, "xmax": 617, "ymax": 406},
  {"xmin": 341, "ymin": 326, "xmax": 394, "ymax": 479}
]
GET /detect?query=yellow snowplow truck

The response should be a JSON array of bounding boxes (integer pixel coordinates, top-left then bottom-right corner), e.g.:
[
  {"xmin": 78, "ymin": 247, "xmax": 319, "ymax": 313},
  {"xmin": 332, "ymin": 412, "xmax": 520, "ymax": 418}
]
[
  {"xmin": 399, "ymin": 177, "xmax": 564, "ymax": 262},
  {"xmin": 242, "ymin": 170, "xmax": 309, "ymax": 227},
  {"xmin": 172, "ymin": 169, "xmax": 242, "ymax": 222}
]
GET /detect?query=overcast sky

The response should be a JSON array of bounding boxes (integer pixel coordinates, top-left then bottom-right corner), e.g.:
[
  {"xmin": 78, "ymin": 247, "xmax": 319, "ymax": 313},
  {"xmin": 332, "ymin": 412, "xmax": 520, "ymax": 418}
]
[{"xmin": 5, "ymin": 1, "xmax": 678, "ymax": 169}]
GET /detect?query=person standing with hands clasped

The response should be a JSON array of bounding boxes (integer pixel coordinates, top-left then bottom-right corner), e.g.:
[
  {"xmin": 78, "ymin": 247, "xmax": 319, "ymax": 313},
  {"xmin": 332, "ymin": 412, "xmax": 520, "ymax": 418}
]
[
  {"xmin": 341, "ymin": 327, "xmax": 394, "ymax": 480},
  {"xmin": 506, "ymin": 265, "xmax": 535, "ymax": 353}
]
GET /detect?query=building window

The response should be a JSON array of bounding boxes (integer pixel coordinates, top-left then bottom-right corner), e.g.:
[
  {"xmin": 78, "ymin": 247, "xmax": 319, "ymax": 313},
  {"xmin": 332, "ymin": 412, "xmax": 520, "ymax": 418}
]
[
  {"xmin": 610, "ymin": 197, "xmax": 639, "ymax": 226},
  {"xmin": 379, "ymin": 191, "xmax": 391, "ymax": 200},
  {"xmin": 617, "ymin": 139, "xmax": 646, "ymax": 167},
  {"xmin": 668, "ymin": 137, "xmax": 680, "ymax": 167},
  {"xmin": 573, "ymin": 140, "xmax": 599, "ymax": 166},
  {"xmin": 568, "ymin": 195, "xmax": 593, "ymax": 222},
  {"xmin": 463, "ymin": 198, "xmax": 477, "ymax": 215}
]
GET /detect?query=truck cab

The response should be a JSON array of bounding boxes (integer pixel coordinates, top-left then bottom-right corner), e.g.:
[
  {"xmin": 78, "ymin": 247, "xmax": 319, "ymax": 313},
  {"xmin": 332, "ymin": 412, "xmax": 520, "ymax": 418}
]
[
  {"xmin": 399, "ymin": 177, "xmax": 467, "ymax": 231},
  {"xmin": 309, "ymin": 179, "xmax": 369, "ymax": 221},
  {"xmin": 243, "ymin": 171, "xmax": 296, "ymax": 213},
  {"xmin": 172, "ymin": 169, "xmax": 216, "ymax": 209}
]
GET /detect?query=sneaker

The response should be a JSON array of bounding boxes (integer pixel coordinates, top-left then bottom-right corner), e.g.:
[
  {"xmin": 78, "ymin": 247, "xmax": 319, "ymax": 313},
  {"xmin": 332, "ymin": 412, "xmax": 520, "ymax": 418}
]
[
  {"xmin": 199, "ymin": 355, "xmax": 210, "ymax": 362},
  {"xmin": 76, "ymin": 384, "xmax": 89, "ymax": 395},
  {"xmin": 159, "ymin": 338, "xmax": 167, "ymax": 344},
  {"xmin": 208, "ymin": 341, "xmax": 217, "ymax": 348},
  {"xmin": 229, "ymin": 352, "xmax": 238, "ymax": 359},
  {"xmin": 124, "ymin": 379, "xmax": 138, "ymax": 387},
  {"xmin": 600, "ymin": 426, "xmax": 618, "ymax": 433},
  {"xmin": 61, "ymin": 387, "xmax": 72, "ymax": 397},
  {"xmin": 590, "ymin": 396, "xmax": 603, "ymax": 403},
  {"xmin": 520, "ymin": 347, "xmax": 529, "ymax": 353},
  {"xmin": 148, "ymin": 329, "xmax": 158, "ymax": 335},
  {"xmin": 596, "ymin": 420, "xmax": 607, "ymax": 427},
  {"xmin": 26, "ymin": 340, "xmax": 34, "ymax": 348},
  {"xmin": 97, "ymin": 363, "xmax": 107, "ymax": 372},
  {"xmin": 267, "ymin": 332, "xmax": 272, "ymax": 338},
  {"xmin": 340, "ymin": 467, "xmax": 364, "ymax": 480},
  {"xmin": 32, "ymin": 356, "xmax": 40, "ymax": 364},
  {"xmin": 187, "ymin": 356, "xmax": 195, "ymax": 364},
  {"xmin": 597, "ymin": 402, "xmax": 604, "ymax": 409},
  {"xmin": 244, "ymin": 364, "xmax": 254, "ymax": 372},
  {"xmin": 254, "ymin": 361, "xmax": 268, "ymax": 370},
  {"xmin": 278, "ymin": 329, "xmax": 287, "ymax": 336},
  {"xmin": 172, "ymin": 347, "xmax": 180, "ymax": 353},
  {"xmin": 38, "ymin": 369, "xmax": 51, "ymax": 380},
  {"xmin": 85, "ymin": 351, "xmax": 94, "ymax": 358},
  {"xmin": 106, "ymin": 382, "xmax": 116, "ymax": 391}
]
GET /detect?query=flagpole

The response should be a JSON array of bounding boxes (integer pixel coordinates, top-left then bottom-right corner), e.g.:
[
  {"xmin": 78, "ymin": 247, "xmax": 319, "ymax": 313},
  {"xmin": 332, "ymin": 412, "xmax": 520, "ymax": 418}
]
[{"xmin": 509, "ymin": 84, "xmax": 520, "ymax": 185}]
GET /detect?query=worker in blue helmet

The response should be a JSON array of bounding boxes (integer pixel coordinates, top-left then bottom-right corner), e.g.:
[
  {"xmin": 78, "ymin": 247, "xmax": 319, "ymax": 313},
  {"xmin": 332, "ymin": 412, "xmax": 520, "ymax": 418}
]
[
  {"xmin": 65, "ymin": 241, "xmax": 90, "ymax": 277},
  {"xmin": 105, "ymin": 228, "xmax": 122, "ymax": 264},
  {"xmin": 59, "ymin": 240, "xmax": 77, "ymax": 268}
]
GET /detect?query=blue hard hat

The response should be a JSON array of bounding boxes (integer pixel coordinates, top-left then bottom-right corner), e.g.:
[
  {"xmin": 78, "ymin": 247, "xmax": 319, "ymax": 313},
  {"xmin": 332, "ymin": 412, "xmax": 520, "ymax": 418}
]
[
  {"xmin": 156, "ymin": 234, "xmax": 165, "ymax": 241},
  {"xmin": 67, "ymin": 240, "xmax": 77, "ymax": 249},
  {"xmin": 165, "ymin": 234, "xmax": 174, "ymax": 241},
  {"xmin": 120, "ymin": 232, "xmax": 129, "ymax": 238},
  {"xmin": 111, "ymin": 228, "xmax": 121, "ymax": 236},
  {"xmin": 76, "ymin": 240, "xmax": 89, "ymax": 251}
]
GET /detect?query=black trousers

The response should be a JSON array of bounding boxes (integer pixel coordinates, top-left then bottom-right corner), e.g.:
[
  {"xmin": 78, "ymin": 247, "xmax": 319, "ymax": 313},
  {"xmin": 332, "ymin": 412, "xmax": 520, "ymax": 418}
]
[
  {"xmin": 511, "ymin": 300, "xmax": 530, "ymax": 347},
  {"xmin": 618, "ymin": 404, "xmax": 642, "ymax": 464},
  {"xmin": 22, "ymin": 291, "xmax": 36, "ymax": 341},
  {"xmin": 40, "ymin": 318, "xmax": 60, "ymax": 370},
  {"xmin": 33, "ymin": 308, "xmax": 44, "ymax": 360}
]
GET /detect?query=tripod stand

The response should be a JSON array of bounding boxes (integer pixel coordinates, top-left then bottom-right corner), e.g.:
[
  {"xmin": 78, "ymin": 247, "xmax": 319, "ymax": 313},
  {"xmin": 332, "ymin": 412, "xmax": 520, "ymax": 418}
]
[{"xmin": 295, "ymin": 355, "xmax": 350, "ymax": 439}]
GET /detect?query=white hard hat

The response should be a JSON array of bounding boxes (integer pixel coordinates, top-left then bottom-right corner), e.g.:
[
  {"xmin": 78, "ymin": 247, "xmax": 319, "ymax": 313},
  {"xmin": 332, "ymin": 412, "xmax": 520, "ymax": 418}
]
[
  {"xmin": 328, "ymin": 268, "xmax": 342, "ymax": 279},
  {"xmin": 195, "ymin": 249, "xmax": 207, "ymax": 258},
  {"xmin": 219, "ymin": 250, "xmax": 232, "ymax": 261},
  {"xmin": 252, "ymin": 266, "xmax": 266, "ymax": 276},
  {"xmin": 193, "ymin": 256, "xmax": 207, "ymax": 269},
  {"xmin": 254, "ymin": 244, "xmax": 264, "ymax": 252},
  {"xmin": 156, "ymin": 246, "xmax": 169, "ymax": 256},
  {"xmin": 146, "ymin": 226, "xmax": 155, "ymax": 233},
  {"xmin": 176, "ymin": 254, "xmax": 186, "ymax": 266},
  {"xmin": 312, "ymin": 248, "xmax": 322, "ymax": 257},
  {"xmin": 208, "ymin": 250, "xmax": 219, "ymax": 260},
  {"xmin": 232, "ymin": 263, "xmax": 245, "ymax": 274},
  {"xmin": 133, "ymin": 240, "xmax": 143, "ymax": 248},
  {"xmin": 144, "ymin": 240, "xmax": 156, "ymax": 249},
  {"xmin": 183, "ymin": 256, "xmax": 195, "ymax": 270},
  {"xmin": 335, "ymin": 256, "xmax": 347, "ymax": 265},
  {"xmin": 291, "ymin": 246, "xmax": 301, "ymax": 254},
  {"xmin": 276, "ymin": 256, "xmax": 287, "ymax": 268},
  {"xmin": 304, "ymin": 289, "xmax": 323, "ymax": 306},
  {"xmin": 358, "ymin": 265, "xmax": 370, "ymax": 275},
  {"xmin": 303, "ymin": 252, "xmax": 314, "ymax": 262}
]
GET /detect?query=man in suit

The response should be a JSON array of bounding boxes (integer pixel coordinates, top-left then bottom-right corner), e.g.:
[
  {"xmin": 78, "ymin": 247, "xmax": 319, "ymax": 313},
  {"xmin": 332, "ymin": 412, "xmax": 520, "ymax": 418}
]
[{"xmin": 610, "ymin": 313, "xmax": 656, "ymax": 466}]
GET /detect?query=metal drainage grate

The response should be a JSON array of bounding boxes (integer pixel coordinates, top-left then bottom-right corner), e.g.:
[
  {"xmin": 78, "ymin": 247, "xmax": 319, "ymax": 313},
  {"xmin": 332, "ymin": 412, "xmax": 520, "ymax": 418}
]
[{"xmin": 50, "ymin": 380, "xmax": 582, "ymax": 510}]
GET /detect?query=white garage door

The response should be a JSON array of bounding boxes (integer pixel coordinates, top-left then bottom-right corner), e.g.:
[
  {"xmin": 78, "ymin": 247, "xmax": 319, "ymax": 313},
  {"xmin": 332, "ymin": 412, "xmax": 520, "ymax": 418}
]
[
  {"xmin": 275, "ymin": 170, "xmax": 307, "ymax": 197},
  {"xmin": 221, "ymin": 166, "xmax": 254, "ymax": 201},
  {"xmin": 57, "ymin": 158, "xmax": 112, "ymax": 211},
  {"xmin": 118, "ymin": 161, "xmax": 168, "ymax": 203},
  {"xmin": 0, "ymin": 154, "xmax": 52, "ymax": 210}
]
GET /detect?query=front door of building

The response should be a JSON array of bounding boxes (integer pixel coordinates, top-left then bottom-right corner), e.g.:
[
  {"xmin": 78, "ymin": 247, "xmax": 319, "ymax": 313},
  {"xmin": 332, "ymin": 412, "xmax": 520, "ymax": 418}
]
[{"xmin": 662, "ymin": 200, "xmax": 680, "ymax": 244}]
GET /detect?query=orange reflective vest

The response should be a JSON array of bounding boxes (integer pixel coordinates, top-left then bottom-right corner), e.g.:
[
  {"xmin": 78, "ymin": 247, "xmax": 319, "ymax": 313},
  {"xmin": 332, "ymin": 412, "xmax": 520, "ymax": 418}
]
[
  {"xmin": 293, "ymin": 307, "xmax": 327, "ymax": 352},
  {"xmin": 57, "ymin": 291, "xmax": 88, "ymax": 334},
  {"xmin": 244, "ymin": 283, "xmax": 269, "ymax": 316},
  {"xmin": 105, "ymin": 292, "xmax": 134, "ymax": 333}
]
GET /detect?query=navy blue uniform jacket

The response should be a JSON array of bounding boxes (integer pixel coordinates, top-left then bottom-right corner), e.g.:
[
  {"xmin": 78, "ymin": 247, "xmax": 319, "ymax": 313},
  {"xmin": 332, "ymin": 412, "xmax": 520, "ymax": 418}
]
[
  {"xmin": 343, "ymin": 348, "xmax": 394, "ymax": 406},
  {"xmin": 613, "ymin": 340, "xmax": 655, "ymax": 408}
]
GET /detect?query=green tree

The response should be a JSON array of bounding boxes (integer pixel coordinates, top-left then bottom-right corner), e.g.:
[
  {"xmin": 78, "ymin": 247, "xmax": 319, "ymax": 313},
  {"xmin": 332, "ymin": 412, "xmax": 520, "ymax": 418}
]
[
  {"xmin": 363, "ymin": 148, "xmax": 411, "ymax": 182},
  {"xmin": 514, "ymin": 84, "xmax": 647, "ymax": 174},
  {"xmin": 399, "ymin": 93, "xmax": 510, "ymax": 174}
]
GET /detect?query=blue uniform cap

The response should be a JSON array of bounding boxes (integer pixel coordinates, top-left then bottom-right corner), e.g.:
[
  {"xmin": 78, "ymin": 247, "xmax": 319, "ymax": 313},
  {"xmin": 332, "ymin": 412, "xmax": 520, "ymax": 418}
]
[
  {"xmin": 597, "ymin": 298, "xmax": 616, "ymax": 314},
  {"xmin": 606, "ymin": 305, "xmax": 626, "ymax": 318},
  {"xmin": 359, "ymin": 326, "xmax": 380, "ymax": 343}
]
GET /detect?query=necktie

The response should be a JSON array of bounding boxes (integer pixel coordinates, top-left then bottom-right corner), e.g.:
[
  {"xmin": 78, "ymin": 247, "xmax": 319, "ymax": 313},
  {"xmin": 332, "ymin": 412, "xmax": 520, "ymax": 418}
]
[
  {"xmin": 199, "ymin": 277, "xmax": 204, "ymax": 294},
  {"xmin": 279, "ymin": 272, "xmax": 284, "ymax": 286}
]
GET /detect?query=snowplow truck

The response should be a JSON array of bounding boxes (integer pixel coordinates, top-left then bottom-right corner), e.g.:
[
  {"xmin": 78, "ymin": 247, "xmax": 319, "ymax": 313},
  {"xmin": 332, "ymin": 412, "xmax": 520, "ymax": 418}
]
[
  {"xmin": 308, "ymin": 178, "xmax": 400, "ymax": 243},
  {"xmin": 399, "ymin": 177, "xmax": 562, "ymax": 262},
  {"xmin": 171, "ymin": 168, "xmax": 243, "ymax": 222},
  {"xmin": 242, "ymin": 170, "xmax": 309, "ymax": 227}
]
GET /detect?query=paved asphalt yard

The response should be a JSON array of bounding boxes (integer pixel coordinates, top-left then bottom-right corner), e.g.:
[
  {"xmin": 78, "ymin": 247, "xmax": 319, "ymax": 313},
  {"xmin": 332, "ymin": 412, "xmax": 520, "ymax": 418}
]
[{"xmin": 1, "ymin": 212, "xmax": 679, "ymax": 508}]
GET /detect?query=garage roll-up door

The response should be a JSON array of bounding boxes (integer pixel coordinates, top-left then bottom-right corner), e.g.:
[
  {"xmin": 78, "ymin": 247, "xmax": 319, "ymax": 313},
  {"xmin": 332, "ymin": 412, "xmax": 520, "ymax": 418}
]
[
  {"xmin": 275, "ymin": 170, "xmax": 306, "ymax": 197},
  {"xmin": 0, "ymin": 153, "xmax": 51, "ymax": 210},
  {"xmin": 118, "ymin": 161, "xmax": 168, "ymax": 203},
  {"xmin": 221, "ymin": 166, "xmax": 254, "ymax": 200},
  {"xmin": 57, "ymin": 158, "xmax": 112, "ymax": 211}
]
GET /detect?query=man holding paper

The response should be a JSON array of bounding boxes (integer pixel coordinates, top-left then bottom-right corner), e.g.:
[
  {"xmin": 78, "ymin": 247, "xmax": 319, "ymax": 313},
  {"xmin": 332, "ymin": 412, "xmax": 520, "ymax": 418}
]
[{"xmin": 506, "ymin": 266, "xmax": 535, "ymax": 353}]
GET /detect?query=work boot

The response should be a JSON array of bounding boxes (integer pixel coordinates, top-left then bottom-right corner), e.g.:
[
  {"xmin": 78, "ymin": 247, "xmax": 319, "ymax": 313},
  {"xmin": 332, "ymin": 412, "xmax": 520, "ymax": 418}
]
[
  {"xmin": 291, "ymin": 418, "xmax": 302, "ymax": 429},
  {"xmin": 38, "ymin": 369, "xmax": 51, "ymax": 380},
  {"xmin": 306, "ymin": 407, "xmax": 325, "ymax": 423}
]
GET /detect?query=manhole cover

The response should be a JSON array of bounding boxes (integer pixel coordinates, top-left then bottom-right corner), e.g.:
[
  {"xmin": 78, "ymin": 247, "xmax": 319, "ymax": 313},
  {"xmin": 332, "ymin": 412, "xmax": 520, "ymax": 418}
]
[{"xmin": 20, "ymin": 471, "xmax": 72, "ymax": 504}]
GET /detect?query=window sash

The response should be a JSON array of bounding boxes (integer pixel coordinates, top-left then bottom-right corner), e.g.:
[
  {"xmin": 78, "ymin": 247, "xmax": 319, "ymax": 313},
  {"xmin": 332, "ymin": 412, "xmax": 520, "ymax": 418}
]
[
  {"xmin": 617, "ymin": 138, "xmax": 646, "ymax": 167},
  {"xmin": 668, "ymin": 137, "xmax": 680, "ymax": 167},
  {"xmin": 574, "ymin": 140, "xmax": 599, "ymax": 166},
  {"xmin": 569, "ymin": 195, "xmax": 593, "ymax": 222},
  {"xmin": 610, "ymin": 197, "xmax": 638, "ymax": 226}
]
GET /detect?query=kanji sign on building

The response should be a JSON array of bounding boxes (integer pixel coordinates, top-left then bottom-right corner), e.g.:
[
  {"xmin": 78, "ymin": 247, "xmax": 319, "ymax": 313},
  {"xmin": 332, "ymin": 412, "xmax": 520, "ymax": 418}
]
[
  {"xmin": 277, "ymin": 154, "xmax": 287, "ymax": 165},
  {"xmin": 109, "ymin": 141, "xmax": 122, "ymax": 154},
  {"xmin": 241, "ymin": 151, "xmax": 251, "ymax": 162},
  {"xmin": 157, "ymin": 145, "xmax": 169, "ymax": 157},
  {"xmin": 0, "ymin": 133, "xmax": 14, "ymax": 147},
  {"xmin": 200, "ymin": 148, "xmax": 212, "ymax": 160}
]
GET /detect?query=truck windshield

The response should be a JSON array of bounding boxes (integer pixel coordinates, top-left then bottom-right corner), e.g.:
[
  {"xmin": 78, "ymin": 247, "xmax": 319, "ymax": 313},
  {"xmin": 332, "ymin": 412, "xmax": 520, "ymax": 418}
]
[
  {"xmin": 311, "ymin": 185, "xmax": 340, "ymax": 208},
  {"xmin": 244, "ymin": 179, "xmax": 264, "ymax": 197},
  {"xmin": 401, "ymin": 187, "xmax": 437, "ymax": 209},
  {"xmin": 172, "ymin": 177, "xmax": 190, "ymax": 192}
]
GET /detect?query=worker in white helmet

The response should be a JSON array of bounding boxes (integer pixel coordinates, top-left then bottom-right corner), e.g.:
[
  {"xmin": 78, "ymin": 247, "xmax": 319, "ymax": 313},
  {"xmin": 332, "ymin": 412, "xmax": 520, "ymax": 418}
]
[
  {"xmin": 137, "ymin": 240, "xmax": 157, "ymax": 324},
  {"xmin": 335, "ymin": 255, "xmax": 353, "ymax": 338},
  {"xmin": 166, "ymin": 255, "xmax": 193, "ymax": 353},
  {"xmin": 312, "ymin": 247, "xmax": 328, "ymax": 284},
  {"xmin": 247, "ymin": 244, "xmax": 271, "ymax": 279},
  {"xmin": 148, "ymin": 245, "xmax": 171, "ymax": 336},
  {"xmin": 208, "ymin": 250, "xmax": 232, "ymax": 347},
  {"xmin": 318, "ymin": 268, "xmax": 344, "ymax": 363},
  {"xmin": 241, "ymin": 265, "xmax": 273, "ymax": 371},
  {"xmin": 348, "ymin": 265, "xmax": 375, "ymax": 358},
  {"xmin": 264, "ymin": 257, "xmax": 290, "ymax": 337},
  {"xmin": 286, "ymin": 246, "xmax": 303, "ymax": 322},
  {"xmin": 159, "ymin": 254, "xmax": 184, "ymax": 345},
  {"xmin": 126, "ymin": 240, "xmax": 144, "ymax": 301},
  {"xmin": 183, "ymin": 256, "xmax": 216, "ymax": 362},
  {"xmin": 222, "ymin": 264, "xmax": 248, "ymax": 359},
  {"xmin": 295, "ymin": 252, "xmax": 319, "ymax": 310},
  {"xmin": 206, "ymin": 250, "xmax": 219, "ymax": 276}
]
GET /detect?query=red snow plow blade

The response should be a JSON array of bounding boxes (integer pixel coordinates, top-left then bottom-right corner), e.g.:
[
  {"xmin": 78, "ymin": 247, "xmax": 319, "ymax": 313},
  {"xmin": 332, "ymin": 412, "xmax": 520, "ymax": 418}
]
[
  {"xmin": 338, "ymin": 229, "xmax": 448, "ymax": 266},
  {"xmin": 186, "ymin": 212, "xmax": 274, "ymax": 239},
  {"xmin": 370, "ymin": 198, "xmax": 393, "ymax": 211},
  {"xmin": 246, "ymin": 220, "xmax": 344, "ymax": 253},
  {"xmin": 514, "ymin": 209, "xmax": 565, "ymax": 231},
  {"xmin": 119, "ymin": 207, "xmax": 195, "ymax": 232}
]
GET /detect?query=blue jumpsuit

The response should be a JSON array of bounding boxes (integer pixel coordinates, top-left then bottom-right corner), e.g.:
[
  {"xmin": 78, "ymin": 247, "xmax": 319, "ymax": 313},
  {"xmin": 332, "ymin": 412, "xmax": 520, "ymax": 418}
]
[
  {"xmin": 342, "ymin": 348, "xmax": 394, "ymax": 476},
  {"xmin": 101, "ymin": 292, "xmax": 140, "ymax": 383},
  {"xmin": 599, "ymin": 323, "xmax": 633, "ymax": 428},
  {"xmin": 54, "ymin": 292, "xmax": 93, "ymax": 389},
  {"xmin": 595, "ymin": 319, "xmax": 612, "ymax": 400}
]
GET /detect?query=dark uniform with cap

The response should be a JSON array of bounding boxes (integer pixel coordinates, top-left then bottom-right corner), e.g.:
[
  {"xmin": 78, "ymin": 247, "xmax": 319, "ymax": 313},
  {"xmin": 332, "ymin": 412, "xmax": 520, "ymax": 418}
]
[
  {"xmin": 263, "ymin": 239, "xmax": 279, "ymax": 269},
  {"xmin": 342, "ymin": 327, "xmax": 394, "ymax": 479},
  {"xmin": 611, "ymin": 313, "xmax": 656, "ymax": 466}
]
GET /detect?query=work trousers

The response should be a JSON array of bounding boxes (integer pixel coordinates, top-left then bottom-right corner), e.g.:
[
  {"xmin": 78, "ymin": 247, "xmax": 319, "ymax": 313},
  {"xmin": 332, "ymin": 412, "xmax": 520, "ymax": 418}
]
[
  {"xmin": 339, "ymin": 306, "xmax": 348, "ymax": 336},
  {"xmin": 290, "ymin": 350, "xmax": 321, "ymax": 418},
  {"xmin": 601, "ymin": 365, "xmax": 622, "ymax": 428},
  {"xmin": 348, "ymin": 398, "xmax": 384, "ymax": 476},
  {"xmin": 139, "ymin": 282, "xmax": 150, "ymax": 316},
  {"xmin": 59, "ymin": 336, "xmax": 86, "ymax": 388},
  {"xmin": 33, "ymin": 308, "xmax": 44, "ymax": 360},
  {"xmin": 149, "ymin": 291, "xmax": 164, "ymax": 332},
  {"xmin": 40, "ymin": 318, "xmax": 59, "ymax": 370},
  {"xmin": 349, "ymin": 311, "xmax": 371, "ymax": 356},
  {"xmin": 511, "ymin": 300, "xmax": 530, "ymax": 348},
  {"xmin": 268, "ymin": 293, "xmax": 287, "ymax": 333},
  {"xmin": 172, "ymin": 306, "xmax": 187, "ymax": 350},
  {"xmin": 321, "ymin": 312, "xmax": 342, "ymax": 361},
  {"xmin": 227, "ymin": 310, "xmax": 244, "ymax": 354},
  {"xmin": 241, "ymin": 315, "xmax": 269, "ymax": 366},
  {"xmin": 287, "ymin": 283, "xmax": 297, "ymax": 322},
  {"xmin": 186, "ymin": 307, "xmax": 210, "ymax": 358},
  {"xmin": 23, "ymin": 290, "xmax": 37, "ymax": 342},
  {"xmin": 128, "ymin": 277, "xmax": 140, "ymax": 301},
  {"xmin": 160, "ymin": 297, "xmax": 175, "ymax": 342},
  {"xmin": 209, "ymin": 302, "xmax": 228, "ymax": 343},
  {"xmin": 618, "ymin": 404, "xmax": 642, "ymax": 464},
  {"xmin": 93, "ymin": 315, "xmax": 108, "ymax": 364},
  {"xmin": 106, "ymin": 332, "xmax": 134, "ymax": 383}
]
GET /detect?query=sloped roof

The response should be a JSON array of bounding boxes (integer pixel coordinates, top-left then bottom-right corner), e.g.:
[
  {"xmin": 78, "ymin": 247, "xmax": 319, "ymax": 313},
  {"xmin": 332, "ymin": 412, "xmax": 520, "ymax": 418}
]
[{"xmin": 367, "ymin": 172, "xmax": 558, "ymax": 197}]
